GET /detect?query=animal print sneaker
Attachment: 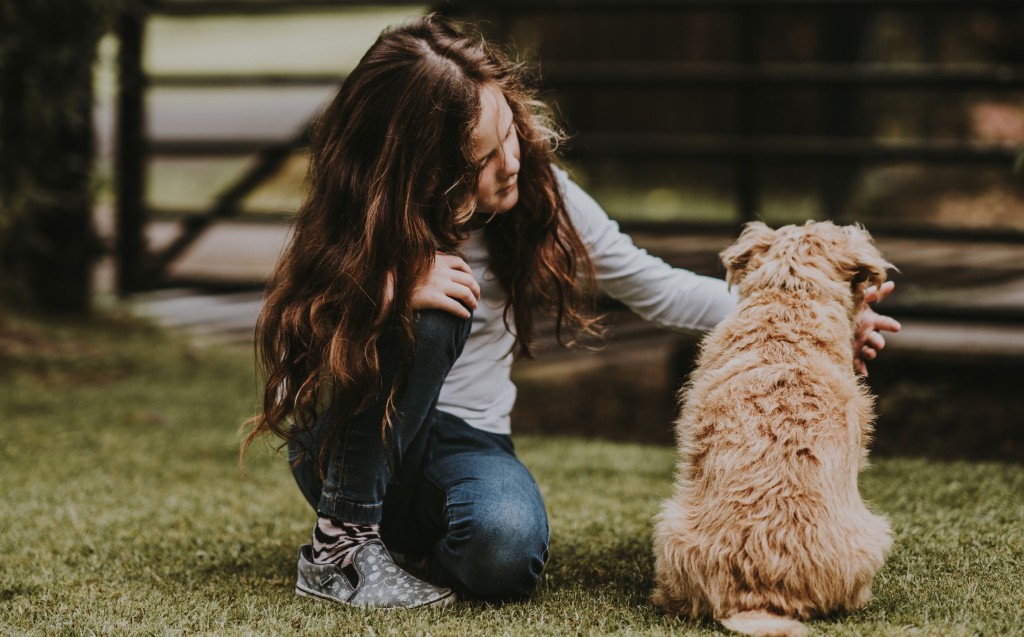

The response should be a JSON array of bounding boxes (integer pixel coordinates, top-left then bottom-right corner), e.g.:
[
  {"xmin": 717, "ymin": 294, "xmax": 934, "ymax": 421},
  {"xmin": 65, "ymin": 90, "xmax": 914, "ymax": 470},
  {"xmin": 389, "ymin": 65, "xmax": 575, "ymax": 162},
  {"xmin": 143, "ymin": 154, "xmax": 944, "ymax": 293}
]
[{"xmin": 295, "ymin": 541, "xmax": 455, "ymax": 609}]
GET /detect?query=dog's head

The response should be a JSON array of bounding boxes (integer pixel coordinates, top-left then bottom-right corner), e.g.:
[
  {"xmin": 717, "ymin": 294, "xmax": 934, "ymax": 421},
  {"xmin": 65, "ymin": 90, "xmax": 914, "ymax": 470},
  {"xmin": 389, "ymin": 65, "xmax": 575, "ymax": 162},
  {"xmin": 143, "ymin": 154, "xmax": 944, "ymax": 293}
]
[{"xmin": 721, "ymin": 220, "xmax": 894, "ymax": 306}]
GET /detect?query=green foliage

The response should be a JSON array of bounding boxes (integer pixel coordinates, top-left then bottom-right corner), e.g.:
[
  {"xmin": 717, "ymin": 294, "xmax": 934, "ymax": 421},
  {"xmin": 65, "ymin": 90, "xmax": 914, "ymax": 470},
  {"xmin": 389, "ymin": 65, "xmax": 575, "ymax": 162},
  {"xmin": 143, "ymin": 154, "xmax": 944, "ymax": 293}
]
[{"xmin": 2, "ymin": 314, "xmax": 1023, "ymax": 635}]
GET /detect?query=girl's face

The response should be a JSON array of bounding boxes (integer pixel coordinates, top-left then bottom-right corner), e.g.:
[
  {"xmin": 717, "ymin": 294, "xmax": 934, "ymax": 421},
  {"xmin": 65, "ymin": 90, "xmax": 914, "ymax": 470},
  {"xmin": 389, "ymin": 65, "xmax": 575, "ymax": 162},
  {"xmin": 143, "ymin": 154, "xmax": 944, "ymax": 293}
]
[{"xmin": 471, "ymin": 84, "xmax": 521, "ymax": 215}]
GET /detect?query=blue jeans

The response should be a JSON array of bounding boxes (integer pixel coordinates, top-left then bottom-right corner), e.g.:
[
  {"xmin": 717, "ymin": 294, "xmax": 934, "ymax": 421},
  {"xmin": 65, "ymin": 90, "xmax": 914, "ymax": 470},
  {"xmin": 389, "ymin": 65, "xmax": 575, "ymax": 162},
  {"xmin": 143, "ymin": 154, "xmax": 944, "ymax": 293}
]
[{"xmin": 288, "ymin": 310, "xmax": 549, "ymax": 600}]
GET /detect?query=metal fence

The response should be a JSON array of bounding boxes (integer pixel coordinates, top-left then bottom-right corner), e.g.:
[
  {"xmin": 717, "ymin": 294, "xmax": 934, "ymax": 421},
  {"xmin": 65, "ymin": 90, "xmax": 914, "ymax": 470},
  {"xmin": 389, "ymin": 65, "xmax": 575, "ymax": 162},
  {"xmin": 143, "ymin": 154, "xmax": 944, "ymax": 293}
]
[{"xmin": 117, "ymin": 0, "xmax": 1024, "ymax": 293}]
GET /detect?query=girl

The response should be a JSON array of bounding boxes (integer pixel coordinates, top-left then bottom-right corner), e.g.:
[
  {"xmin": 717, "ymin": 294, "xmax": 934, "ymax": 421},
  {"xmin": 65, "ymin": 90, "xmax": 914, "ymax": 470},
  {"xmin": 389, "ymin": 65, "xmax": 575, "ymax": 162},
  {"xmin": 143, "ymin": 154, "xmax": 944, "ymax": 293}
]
[{"xmin": 242, "ymin": 15, "xmax": 899, "ymax": 609}]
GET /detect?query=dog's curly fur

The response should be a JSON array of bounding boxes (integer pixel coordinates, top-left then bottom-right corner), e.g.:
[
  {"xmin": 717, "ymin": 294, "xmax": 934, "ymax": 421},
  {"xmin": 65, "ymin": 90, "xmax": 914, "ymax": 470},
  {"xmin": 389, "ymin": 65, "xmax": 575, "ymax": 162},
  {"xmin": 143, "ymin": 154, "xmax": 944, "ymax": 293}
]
[{"xmin": 652, "ymin": 221, "xmax": 895, "ymax": 637}]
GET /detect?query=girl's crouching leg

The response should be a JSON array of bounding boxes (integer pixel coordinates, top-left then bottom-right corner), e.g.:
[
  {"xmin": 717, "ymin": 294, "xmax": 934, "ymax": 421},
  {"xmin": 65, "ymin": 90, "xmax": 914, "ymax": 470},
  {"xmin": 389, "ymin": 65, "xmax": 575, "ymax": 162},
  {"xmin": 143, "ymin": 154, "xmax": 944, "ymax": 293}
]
[{"xmin": 431, "ymin": 457, "xmax": 550, "ymax": 600}]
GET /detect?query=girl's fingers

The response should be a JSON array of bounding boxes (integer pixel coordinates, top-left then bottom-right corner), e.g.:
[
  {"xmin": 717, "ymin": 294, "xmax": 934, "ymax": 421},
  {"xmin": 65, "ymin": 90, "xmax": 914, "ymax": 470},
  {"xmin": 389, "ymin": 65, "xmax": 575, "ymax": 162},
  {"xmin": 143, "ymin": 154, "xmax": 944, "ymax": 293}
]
[
  {"xmin": 441, "ymin": 297, "xmax": 472, "ymax": 319},
  {"xmin": 863, "ymin": 281, "xmax": 895, "ymax": 305},
  {"xmin": 446, "ymin": 282, "xmax": 479, "ymax": 310},
  {"xmin": 449, "ymin": 271, "xmax": 481, "ymax": 300},
  {"xmin": 426, "ymin": 291, "xmax": 471, "ymax": 319},
  {"xmin": 435, "ymin": 254, "xmax": 480, "ymax": 299},
  {"xmin": 875, "ymin": 315, "xmax": 902, "ymax": 333},
  {"xmin": 866, "ymin": 331, "xmax": 886, "ymax": 350},
  {"xmin": 437, "ymin": 253, "xmax": 473, "ymax": 276},
  {"xmin": 411, "ymin": 254, "xmax": 480, "ymax": 315},
  {"xmin": 853, "ymin": 282, "xmax": 897, "ymax": 377}
]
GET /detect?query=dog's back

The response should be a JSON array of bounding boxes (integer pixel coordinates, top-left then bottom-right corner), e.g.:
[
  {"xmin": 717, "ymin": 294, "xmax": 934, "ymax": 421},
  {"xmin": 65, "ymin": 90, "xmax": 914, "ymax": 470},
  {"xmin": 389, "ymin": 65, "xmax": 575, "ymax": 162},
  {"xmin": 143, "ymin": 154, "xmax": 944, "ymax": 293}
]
[{"xmin": 652, "ymin": 222, "xmax": 893, "ymax": 632}]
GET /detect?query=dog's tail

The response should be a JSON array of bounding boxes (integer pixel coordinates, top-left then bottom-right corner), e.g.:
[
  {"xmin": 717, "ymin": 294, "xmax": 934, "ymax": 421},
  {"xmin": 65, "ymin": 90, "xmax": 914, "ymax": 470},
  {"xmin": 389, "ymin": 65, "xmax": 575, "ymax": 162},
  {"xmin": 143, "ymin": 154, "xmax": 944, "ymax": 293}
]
[{"xmin": 720, "ymin": 610, "xmax": 807, "ymax": 637}]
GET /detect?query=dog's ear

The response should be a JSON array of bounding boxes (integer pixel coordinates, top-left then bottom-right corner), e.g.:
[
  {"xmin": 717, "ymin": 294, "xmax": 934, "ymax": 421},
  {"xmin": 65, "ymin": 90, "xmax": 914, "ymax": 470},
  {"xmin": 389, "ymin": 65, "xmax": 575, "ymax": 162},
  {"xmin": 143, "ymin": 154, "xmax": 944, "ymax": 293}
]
[
  {"xmin": 720, "ymin": 221, "xmax": 776, "ymax": 287},
  {"xmin": 841, "ymin": 224, "xmax": 894, "ymax": 295}
]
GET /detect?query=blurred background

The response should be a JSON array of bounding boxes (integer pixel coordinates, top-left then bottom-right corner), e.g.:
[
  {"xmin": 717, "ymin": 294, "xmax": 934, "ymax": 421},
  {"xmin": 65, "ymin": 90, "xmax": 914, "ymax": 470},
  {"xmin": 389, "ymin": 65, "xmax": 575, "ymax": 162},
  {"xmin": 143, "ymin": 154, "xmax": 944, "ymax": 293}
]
[{"xmin": 3, "ymin": 0, "xmax": 1023, "ymax": 459}]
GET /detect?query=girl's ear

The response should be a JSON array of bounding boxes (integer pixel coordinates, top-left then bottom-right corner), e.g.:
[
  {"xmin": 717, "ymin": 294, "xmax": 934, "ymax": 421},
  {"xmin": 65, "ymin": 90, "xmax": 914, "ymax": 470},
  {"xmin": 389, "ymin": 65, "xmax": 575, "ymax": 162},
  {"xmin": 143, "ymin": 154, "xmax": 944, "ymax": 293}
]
[{"xmin": 720, "ymin": 221, "xmax": 776, "ymax": 287}]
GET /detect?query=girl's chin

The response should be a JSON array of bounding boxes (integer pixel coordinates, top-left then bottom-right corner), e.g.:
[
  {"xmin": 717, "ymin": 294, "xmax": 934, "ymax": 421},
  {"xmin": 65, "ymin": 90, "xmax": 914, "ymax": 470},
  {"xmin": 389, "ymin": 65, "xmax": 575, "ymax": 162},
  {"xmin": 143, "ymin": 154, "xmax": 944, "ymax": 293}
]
[
  {"xmin": 474, "ymin": 186, "xmax": 519, "ymax": 218},
  {"xmin": 494, "ymin": 185, "xmax": 519, "ymax": 211}
]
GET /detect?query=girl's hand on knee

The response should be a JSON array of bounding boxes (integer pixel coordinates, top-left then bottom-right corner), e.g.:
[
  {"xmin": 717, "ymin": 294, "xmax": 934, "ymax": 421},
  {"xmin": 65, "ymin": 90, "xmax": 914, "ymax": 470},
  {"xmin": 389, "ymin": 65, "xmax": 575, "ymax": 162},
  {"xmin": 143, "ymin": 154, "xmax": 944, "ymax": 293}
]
[{"xmin": 411, "ymin": 253, "xmax": 481, "ymax": 319}]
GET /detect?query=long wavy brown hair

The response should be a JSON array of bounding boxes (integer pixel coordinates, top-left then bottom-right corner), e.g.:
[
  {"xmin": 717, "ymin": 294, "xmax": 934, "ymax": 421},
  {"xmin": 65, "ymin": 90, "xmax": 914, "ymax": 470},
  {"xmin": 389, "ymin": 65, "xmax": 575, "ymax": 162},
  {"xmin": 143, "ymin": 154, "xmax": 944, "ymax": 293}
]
[{"xmin": 241, "ymin": 15, "xmax": 598, "ymax": 467}]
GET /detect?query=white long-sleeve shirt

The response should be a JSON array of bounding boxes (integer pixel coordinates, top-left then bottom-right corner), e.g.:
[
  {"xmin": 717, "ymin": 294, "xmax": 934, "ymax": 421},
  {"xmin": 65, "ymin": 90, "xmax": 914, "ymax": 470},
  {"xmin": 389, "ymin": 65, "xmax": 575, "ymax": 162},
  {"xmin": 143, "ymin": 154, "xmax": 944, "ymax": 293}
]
[{"xmin": 436, "ymin": 168, "xmax": 737, "ymax": 434}]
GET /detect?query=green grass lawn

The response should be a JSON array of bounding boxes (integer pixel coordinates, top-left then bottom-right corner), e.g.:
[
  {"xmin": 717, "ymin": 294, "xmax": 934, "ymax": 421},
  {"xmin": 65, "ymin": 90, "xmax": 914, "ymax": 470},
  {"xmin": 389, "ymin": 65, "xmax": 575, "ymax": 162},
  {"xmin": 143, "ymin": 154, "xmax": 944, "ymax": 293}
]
[{"xmin": 2, "ymin": 312, "xmax": 1023, "ymax": 636}]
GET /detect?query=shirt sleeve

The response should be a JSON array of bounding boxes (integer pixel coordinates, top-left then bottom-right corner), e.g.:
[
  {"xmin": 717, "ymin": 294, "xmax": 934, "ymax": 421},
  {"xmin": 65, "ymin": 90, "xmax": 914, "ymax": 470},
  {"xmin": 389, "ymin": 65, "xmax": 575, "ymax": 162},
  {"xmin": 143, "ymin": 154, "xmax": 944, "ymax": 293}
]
[{"xmin": 556, "ymin": 167, "xmax": 737, "ymax": 334}]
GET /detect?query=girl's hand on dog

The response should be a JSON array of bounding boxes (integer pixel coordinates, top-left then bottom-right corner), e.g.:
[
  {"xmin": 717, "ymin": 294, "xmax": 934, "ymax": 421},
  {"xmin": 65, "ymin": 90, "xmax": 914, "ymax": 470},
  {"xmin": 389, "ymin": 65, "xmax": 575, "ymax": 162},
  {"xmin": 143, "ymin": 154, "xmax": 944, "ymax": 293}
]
[
  {"xmin": 853, "ymin": 281, "xmax": 901, "ymax": 376},
  {"xmin": 411, "ymin": 253, "xmax": 481, "ymax": 319}
]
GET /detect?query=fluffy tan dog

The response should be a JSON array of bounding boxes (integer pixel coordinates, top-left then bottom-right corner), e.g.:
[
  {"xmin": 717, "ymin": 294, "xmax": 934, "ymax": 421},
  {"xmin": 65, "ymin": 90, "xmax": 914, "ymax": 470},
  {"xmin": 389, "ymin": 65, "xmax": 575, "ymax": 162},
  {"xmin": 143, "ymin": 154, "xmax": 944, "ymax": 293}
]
[{"xmin": 652, "ymin": 221, "xmax": 894, "ymax": 637}]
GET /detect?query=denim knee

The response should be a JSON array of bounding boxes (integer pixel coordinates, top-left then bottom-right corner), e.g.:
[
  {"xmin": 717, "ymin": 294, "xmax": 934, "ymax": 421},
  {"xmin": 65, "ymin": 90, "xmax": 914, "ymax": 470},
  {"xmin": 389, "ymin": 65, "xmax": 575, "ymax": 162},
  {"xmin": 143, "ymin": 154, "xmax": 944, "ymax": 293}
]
[
  {"xmin": 412, "ymin": 309, "xmax": 472, "ymax": 364},
  {"xmin": 437, "ymin": 486, "xmax": 549, "ymax": 600}
]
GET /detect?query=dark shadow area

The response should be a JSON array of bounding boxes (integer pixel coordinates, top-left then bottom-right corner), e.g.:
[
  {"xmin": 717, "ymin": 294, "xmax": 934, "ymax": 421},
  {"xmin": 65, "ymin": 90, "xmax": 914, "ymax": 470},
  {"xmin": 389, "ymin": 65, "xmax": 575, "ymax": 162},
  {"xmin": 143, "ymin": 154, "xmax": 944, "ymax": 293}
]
[
  {"xmin": 512, "ymin": 335, "xmax": 1024, "ymax": 464},
  {"xmin": 867, "ymin": 355, "xmax": 1023, "ymax": 462}
]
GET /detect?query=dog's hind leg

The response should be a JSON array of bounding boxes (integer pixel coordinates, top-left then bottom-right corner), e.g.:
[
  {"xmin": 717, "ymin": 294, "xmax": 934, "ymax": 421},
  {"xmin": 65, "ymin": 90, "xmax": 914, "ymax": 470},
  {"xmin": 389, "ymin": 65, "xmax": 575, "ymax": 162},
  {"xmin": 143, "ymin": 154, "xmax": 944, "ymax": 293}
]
[
  {"xmin": 652, "ymin": 502, "xmax": 706, "ymax": 615},
  {"xmin": 651, "ymin": 532, "xmax": 698, "ymax": 614}
]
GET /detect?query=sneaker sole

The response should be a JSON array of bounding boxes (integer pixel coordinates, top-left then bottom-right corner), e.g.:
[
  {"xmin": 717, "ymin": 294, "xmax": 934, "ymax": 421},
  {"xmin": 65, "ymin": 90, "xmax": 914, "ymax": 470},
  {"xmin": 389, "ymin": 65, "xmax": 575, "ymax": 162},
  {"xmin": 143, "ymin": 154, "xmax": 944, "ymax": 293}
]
[{"xmin": 295, "ymin": 584, "xmax": 456, "ymax": 609}]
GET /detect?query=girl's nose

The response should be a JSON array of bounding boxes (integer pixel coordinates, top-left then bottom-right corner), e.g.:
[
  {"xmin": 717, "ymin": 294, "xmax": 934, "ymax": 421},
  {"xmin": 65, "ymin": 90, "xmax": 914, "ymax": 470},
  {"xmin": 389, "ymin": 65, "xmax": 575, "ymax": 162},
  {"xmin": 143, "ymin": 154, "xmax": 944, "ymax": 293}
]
[{"xmin": 501, "ymin": 139, "xmax": 521, "ymax": 178}]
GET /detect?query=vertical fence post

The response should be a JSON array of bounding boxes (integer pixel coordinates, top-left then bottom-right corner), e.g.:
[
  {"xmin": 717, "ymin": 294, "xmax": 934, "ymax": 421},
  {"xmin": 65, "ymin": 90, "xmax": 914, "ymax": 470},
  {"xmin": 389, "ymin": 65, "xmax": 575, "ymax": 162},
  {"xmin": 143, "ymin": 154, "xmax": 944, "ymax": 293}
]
[
  {"xmin": 821, "ymin": 8, "xmax": 868, "ymax": 221},
  {"xmin": 116, "ymin": 5, "xmax": 147, "ymax": 296},
  {"xmin": 735, "ymin": 6, "xmax": 760, "ymax": 224}
]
